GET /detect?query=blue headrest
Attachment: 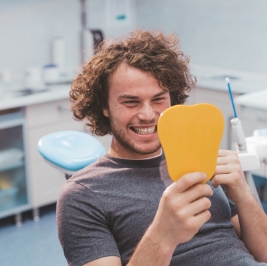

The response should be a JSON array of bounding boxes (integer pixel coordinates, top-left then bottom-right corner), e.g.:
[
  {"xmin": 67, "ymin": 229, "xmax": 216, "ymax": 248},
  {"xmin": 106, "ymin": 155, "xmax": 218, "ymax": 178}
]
[{"xmin": 38, "ymin": 130, "xmax": 106, "ymax": 172}]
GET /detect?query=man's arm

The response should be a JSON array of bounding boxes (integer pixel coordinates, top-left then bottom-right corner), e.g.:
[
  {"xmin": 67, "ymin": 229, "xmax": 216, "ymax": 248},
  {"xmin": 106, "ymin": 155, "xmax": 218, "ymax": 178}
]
[
  {"xmin": 230, "ymin": 214, "xmax": 241, "ymax": 238},
  {"xmin": 212, "ymin": 150, "xmax": 267, "ymax": 263},
  {"xmin": 83, "ymin": 172, "xmax": 212, "ymax": 266},
  {"xmin": 83, "ymin": 256, "xmax": 122, "ymax": 266},
  {"xmin": 127, "ymin": 172, "xmax": 213, "ymax": 266},
  {"xmin": 233, "ymin": 192, "xmax": 267, "ymax": 262}
]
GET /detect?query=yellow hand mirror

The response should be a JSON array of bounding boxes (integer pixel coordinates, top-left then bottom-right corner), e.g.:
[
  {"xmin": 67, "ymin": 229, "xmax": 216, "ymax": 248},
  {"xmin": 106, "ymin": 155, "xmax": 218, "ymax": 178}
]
[{"xmin": 158, "ymin": 103, "xmax": 224, "ymax": 183}]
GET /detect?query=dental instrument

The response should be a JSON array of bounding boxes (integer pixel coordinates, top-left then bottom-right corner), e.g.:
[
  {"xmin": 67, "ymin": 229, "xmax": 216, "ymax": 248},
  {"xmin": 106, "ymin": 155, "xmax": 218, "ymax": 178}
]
[{"xmin": 226, "ymin": 77, "xmax": 267, "ymax": 204}]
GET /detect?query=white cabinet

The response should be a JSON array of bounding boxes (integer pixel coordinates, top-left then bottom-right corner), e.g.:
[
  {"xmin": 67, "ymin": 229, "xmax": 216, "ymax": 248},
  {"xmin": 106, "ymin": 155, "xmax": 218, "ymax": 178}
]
[
  {"xmin": 237, "ymin": 106, "xmax": 267, "ymax": 137},
  {"xmin": 25, "ymin": 99, "xmax": 83, "ymax": 209},
  {"xmin": 186, "ymin": 86, "xmax": 240, "ymax": 150},
  {"xmin": 0, "ymin": 109, "xmax": 31, "ymax": 223},
  {"xmin": 25, "ymin": 98, "xmax": 112, "ymax": 212}
]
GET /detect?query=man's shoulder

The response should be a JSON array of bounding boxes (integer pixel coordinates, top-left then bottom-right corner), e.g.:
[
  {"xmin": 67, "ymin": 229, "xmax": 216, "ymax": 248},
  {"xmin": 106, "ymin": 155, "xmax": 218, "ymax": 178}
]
[
  {"xmin": 58, "ymin": 154, "xmax": 114, "ymax": 200},
  {"xmin": 68, "ymin": 154, "xmax": 114, "ymax": 182},
  {"xmin": 60, "ymin": 153, "xmax": 167, "ymax": 199}
]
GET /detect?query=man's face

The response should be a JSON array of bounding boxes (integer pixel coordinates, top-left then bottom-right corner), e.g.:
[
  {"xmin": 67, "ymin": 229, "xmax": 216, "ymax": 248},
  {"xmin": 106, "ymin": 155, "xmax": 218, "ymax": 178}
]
[{"xmin": 103, "ymin": 63, "xmax": 171, "ymax": 159}]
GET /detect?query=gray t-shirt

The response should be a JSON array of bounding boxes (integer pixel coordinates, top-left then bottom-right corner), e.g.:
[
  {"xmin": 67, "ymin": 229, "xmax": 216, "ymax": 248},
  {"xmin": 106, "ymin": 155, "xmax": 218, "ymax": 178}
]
[{"xmin": 57, "ymin": 154, "xmax": 266, "ymax": 266}]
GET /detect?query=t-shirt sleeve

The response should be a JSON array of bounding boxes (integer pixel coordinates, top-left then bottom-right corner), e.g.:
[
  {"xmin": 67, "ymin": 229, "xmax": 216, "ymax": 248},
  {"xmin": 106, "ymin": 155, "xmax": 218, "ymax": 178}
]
[
  {"xmin": 228, "ymin": 198, "xmax": 238, "ymax": 218},
  {"xmin": 56, "ymin": 181, "xmax": 120, "ymax": 266}
]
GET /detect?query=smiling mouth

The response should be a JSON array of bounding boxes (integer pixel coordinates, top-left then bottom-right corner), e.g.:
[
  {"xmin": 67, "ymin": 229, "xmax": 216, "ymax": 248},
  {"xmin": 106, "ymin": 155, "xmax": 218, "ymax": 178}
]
[{"xmin": 131, "ymin": 126, "xmax": 157, "ymax": 135}]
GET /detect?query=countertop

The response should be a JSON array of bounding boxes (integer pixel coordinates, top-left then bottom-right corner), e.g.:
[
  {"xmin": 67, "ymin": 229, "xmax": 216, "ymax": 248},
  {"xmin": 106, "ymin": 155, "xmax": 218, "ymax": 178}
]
[
  {"xmin": 1, "ymin": 64, "xmax": 267, "ymax": 111},
  {"xmin": 234, "ymin": 89, "xmax": 267, "ymax": 110},
  {"xmin": 0, "ymin": 84, "xmax": 70, "ymax": 111},
  {"xmin": 191, "ymin": 64, "xmax": 267, "ymax": 94}
]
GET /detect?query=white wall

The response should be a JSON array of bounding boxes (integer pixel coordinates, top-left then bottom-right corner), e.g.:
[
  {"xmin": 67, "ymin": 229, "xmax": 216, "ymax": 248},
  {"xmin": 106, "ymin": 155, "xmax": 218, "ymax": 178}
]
[
  {"xmin": 136, "ymin": 0, "xmax": 267, "ymax": 74},
  {"xmin": 0, "ymin": 0, "xmax": 80, "ymax": 74},
  {"xmin": 1, "ymin": 0, "xmax": 267, "ymax": 79},
  {"xmin": 0, "ymin": 0, "xmax": 136, "ymax": 79}
]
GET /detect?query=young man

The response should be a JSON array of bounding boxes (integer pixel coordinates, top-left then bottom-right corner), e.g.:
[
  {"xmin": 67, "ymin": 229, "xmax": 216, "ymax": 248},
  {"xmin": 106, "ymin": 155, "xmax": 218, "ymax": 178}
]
[{"xmin": 57, "ymin": 30, "xmax": 267, "ymax": 266}]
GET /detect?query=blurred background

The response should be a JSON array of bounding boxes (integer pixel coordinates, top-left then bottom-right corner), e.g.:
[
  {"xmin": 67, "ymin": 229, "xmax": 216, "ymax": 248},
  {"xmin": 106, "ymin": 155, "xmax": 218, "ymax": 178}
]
[
  {"xmin": 1, "ymin": 1, "xmax": 267, "ymax": 265},
  {"xmin": 1, "ymin": 0, "xmax": 267, "ymax": 74}
]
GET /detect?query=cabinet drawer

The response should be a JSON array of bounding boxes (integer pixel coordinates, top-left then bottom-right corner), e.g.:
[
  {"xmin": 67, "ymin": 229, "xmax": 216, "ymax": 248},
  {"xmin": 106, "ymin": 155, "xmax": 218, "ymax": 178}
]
[
  {"xmin": 25, "ymin": 99, "xmax": 74, "ymax": 128},
  {"xmin": 28, "ymin": 160, "xmax": 66, "ymax": 207}
]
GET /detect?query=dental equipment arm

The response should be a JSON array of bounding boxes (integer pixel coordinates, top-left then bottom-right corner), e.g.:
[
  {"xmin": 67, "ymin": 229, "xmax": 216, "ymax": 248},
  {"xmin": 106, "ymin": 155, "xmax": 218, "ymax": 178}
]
[{"xmin": 226, "ymin": 77, "xmax": 267, "ymax": 205}]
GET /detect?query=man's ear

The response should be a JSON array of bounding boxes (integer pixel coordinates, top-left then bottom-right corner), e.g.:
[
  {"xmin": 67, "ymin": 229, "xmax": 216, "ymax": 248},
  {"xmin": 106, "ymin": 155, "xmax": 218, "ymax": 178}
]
[{"xmin": 103, "ymin": 108, "xmax": 109, "ymax": 117}]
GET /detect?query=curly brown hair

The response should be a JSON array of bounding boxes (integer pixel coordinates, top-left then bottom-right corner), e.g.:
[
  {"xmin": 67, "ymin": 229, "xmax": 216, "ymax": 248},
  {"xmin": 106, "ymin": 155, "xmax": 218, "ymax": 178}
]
[{"xmin": 70, "ymin": 30, "xmax": 196, "ymax": 136}]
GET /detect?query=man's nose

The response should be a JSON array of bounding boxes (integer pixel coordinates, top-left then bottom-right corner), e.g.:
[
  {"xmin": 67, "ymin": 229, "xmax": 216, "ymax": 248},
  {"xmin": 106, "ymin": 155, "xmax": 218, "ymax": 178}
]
[{"xmin": 137, "ymin": 104, "xmax": 156, "ymax": 121}]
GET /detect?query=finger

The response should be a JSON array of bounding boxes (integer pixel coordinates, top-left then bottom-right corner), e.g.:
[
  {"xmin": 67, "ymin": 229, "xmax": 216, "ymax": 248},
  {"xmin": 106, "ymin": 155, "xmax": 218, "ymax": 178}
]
[
  {"xmin": 211, "ymin": 172, "xmax": 244, "ymax": 189},
  {"xmin": 218, "ymin": 149, "xmax": 236, "ymax": 157},
  {"xmin": 216, "ymin": 157, "xmax": 229, "ymax": 165},
  {"xmin": 170, "ymin": 183, "xmax": 213, "ymax": 209},
  {"xmin": 175, "ymin": 172, "xmax": 207, "ymax": 193},
  {"xmin": 217, "ymin": 157, "xmax": 240, "ymax": 165},
  {"xmin": 212, "ymin": 173, "xmax": 231, "ymax": 188},
  {"xmin": 217, "ymin": 154, "xmax": 240, "ymax": 166},
  {"xmin": 178, "ymin": 197, "xmax": 212, "ymax": 218},
  {"xmin": 183, "ymin": 183, "xmax": 213, "ymax": 204},
  {"xmin": 215, "ymin": 164, "xmax": 240, "ymax": 175},
  {"xmin": 188, "ymin": 209, "xmax": 212, "ymax": 230}
]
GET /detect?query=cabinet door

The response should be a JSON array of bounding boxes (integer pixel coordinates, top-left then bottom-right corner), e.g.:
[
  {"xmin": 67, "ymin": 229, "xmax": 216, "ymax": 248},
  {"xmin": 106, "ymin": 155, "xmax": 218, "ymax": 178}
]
[
  {"xmin": 0, "ymin": 122, "xmax": 31, "ymax": 218},
  {"xmin": 25, "ymin": 99, "xmax": 112, "ymax": 208},
  {"xmin": 27, "ymin": 160, "xmax": 66, "ymax": 208},
  {"xmin": 25, "ymin": 99, "xmax": 74, "ymax": 128},
  {"xmin": 26, "ymin": 100, "xmax": 84, "ymax": 208}
]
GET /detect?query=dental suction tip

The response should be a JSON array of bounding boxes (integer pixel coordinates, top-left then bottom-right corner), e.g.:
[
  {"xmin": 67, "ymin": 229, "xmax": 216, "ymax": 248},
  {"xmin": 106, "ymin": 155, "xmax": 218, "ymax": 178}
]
[{"xmin": 225, "ymin": 77, "xmax": 230, "ymax": 83}]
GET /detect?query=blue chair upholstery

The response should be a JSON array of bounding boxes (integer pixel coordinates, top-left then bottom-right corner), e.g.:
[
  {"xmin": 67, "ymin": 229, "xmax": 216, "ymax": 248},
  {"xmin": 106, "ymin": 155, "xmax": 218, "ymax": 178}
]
[{"xmin": 38, "ymin": 130, "xmax": 106, "ymax": 176}]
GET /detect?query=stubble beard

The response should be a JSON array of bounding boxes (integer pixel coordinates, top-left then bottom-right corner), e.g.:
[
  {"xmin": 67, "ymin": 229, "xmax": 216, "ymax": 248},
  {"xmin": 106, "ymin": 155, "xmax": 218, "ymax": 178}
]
[{"xmin": 109, "ymin": 117, "xmax": 161, "ymax": 156}]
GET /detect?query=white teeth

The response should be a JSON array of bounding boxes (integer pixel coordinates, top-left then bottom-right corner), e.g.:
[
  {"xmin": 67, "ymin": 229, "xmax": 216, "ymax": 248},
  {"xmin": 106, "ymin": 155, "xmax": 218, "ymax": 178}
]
[{"xmin": 132, "ymin": 126, "xmax": 156, "ymax": 135}]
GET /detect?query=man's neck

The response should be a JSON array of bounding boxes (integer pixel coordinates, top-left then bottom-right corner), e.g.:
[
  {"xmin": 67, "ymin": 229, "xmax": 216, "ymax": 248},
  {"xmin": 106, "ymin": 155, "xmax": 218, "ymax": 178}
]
[{"xmin": 108, "ymin": 148, "xmax": 163, "ymax": 160}]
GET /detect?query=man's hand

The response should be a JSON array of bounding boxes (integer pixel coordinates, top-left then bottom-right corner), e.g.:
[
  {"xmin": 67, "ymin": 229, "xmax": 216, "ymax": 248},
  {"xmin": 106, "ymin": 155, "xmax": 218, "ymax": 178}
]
[
  {"xmin": 211, "ymin": 150, "xmax": 267, "ymax": 263},
  {"xmin": 149, "ymin": 172, "xmax": 213, "ymax": 249},
  {"xmin": 211, "ymin": 150, "xmax": 252, "ymax": 203}
]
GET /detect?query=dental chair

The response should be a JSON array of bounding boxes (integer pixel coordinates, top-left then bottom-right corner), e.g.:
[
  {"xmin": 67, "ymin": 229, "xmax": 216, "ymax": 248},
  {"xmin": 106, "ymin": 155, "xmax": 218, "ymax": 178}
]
[
  {"xmin": 38, "ymin": 130, "xmax": 106, "ymax": 179},
  {"xmin": 38, "ymin": 130, "xmax": 262, "ymax": 206}
]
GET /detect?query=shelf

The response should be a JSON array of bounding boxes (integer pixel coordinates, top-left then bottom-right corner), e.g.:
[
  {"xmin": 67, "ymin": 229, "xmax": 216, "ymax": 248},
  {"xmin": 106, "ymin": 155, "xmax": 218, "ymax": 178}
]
[
  {"xmin": 0, "ymin": 190, "xmax": 29, "ymax": 217},
  {"xmin": 0, "ymin": 108, "xmax": 29, "ymax": 220},
  {"xmin": 0, "ymin": 161, "xmax": 24, "ymax": 173}
]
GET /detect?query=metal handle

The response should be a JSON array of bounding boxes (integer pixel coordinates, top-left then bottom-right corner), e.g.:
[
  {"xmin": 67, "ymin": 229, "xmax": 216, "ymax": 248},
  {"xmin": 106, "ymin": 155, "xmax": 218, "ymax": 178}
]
[{"xmin": 231, "ymin": 118, "xmax": 247, "ymax": 152}]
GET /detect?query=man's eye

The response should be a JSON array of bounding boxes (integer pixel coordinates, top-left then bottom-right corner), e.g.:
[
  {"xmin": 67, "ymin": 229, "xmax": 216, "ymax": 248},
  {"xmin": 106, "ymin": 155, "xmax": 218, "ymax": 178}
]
[
  {"xmin": 153, "ymin": 98, "xmax": 165, "ymax": 102},
  {"xmin": 123, "ymin": 101, "xmax": 139, "ymax": 107}
]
